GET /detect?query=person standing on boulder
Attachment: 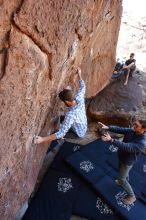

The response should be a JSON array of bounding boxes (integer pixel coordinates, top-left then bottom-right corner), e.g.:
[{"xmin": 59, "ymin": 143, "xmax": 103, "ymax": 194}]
[
  {"xmin": 123, "ymin": 53, "xmax": 136, "ymax": 85},
  {"xmin": 98, "ymin": 117, "xmax": 146, "ymax": 205},
  {"xmin": 34, "ymin": 67, "xmax": 87, "ymax": 144}
]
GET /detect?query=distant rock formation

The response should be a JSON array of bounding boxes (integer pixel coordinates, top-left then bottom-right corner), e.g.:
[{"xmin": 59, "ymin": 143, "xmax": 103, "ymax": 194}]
[{"xmin": 88, "ymin": 71, "xmax": 146, "ymax": 126}]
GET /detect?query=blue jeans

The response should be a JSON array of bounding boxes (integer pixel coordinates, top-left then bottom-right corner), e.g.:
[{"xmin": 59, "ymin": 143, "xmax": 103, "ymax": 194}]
[{"xmin": 118, "ymin": 162, "xmax": 135, "ymax": 197}]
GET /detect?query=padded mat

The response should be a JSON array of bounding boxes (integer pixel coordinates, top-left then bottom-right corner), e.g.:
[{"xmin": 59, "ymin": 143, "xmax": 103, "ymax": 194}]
[
  {"xmin": 107, "ymin": 169, "xmax": 146, "ymax": 202},
  {"xmin": 106, "ymin": 152, "xmax": 119, "ymax": 171},
  {"xmin": 80, "ymin": 139, "xmax": 113, "ymax": 172},
  {"xmin": 23, "ymin": 139, "xmax": 146, "ymax": 220},
  {"xmin": 50, "ymin": 141, "xmax": 82, "ymax": 173},
  {"xmin": 94, "ymin": 175, "xmax": 146, "ymax": 220},
  {"xmin": 140, "ymin": 186, "xmax": 146, "ymax": 204},
  {"xmin": 106, "ymin": 153, "xmax": 146, "ymax": 200},
  {"xmin": 65, "ymin": 151, "xmax": 106, "ymax": 184},
  {"xmin": 107, "ymin": 152, "xmax": 146, "ymax": 180},
  {"xmin": 72, "ymin": 184, "xmax": 120, "ymax": 220},
  {"xmin": 81, "ymin": 139, "xmax": 112, "ymax": 160},
  {"xmin": 23, "ymin": 169, "xmax": 81, "ymax": 220},
  {"xmin": 133, "ymin": 154, "xmax": 146, "ymax": 179}
]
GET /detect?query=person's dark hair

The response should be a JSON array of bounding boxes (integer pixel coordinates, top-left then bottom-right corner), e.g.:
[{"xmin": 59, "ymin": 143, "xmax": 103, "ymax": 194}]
[
  {"xmin": 59, "ymin": 89, "xmax": 74, "ymax": 102},
  {"xmin": 133, "ymin": 115, "xmax": 146, "ymax": 129},
  {"xmin": 139, "ymin": 120, "xmax": 146, "ymax": 129},
  {"xmin": 130, "ymin": 53, "xmax": 135, "ymax": 57}
]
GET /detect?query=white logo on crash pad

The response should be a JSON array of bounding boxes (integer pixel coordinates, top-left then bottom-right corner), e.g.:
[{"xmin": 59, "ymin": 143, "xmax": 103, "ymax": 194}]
[
  {"xmin": 73, "ymin": 145, "xmax": 80, "ymax": 152},
  {"xmin": 143, "ymin": 164, "xmax": 146, "ymax": 172},
  {"xmin": 96, "ymin": 197, "xmax": 113, "ymax": 215},
  {"xmin": 58, "ymin": 178, "xmax": 73, "ymax": 193},
  {"xmin": 80, "ymin": 161, "xmax": 94, "ymax": 172},
  {"xmin": 109, "ymin": 144, "xmax": 118, "ymax": 152}
]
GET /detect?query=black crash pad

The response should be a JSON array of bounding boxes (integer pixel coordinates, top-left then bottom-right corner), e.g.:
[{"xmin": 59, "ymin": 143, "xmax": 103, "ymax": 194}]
[
  {"xmin": 50, "ymin": 141, "xmax": 82, "ymax": 173},
  {"xmin": 22, "ymin": 169, "xmax": 82, "ymax": 220},
  {"xmin": 94, "ymin": 175, "xmax": 146, "ymax": 220},
  {"xmin": 72, "ymin": 183, "xmax": 121, "ymax": 220},
  {"xmin": 65, "ymin": 150, "xmax": 107, "ymax": 185}
]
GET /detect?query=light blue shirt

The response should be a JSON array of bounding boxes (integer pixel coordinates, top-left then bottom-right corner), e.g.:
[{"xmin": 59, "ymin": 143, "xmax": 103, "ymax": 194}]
[{"xmin": 55, "ymin": 80, "xmax": 87, "ymax": 139}]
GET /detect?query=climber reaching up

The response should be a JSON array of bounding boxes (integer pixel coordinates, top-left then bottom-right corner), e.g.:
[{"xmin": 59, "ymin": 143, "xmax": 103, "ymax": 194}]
[{"xmin": 34, "ymin": 67, "xmax": 87, "ymax": 144}]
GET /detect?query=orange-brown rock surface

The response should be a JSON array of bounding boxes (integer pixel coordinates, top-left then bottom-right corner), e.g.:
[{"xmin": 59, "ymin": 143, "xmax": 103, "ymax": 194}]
[{"xmin": 0, "ymin": 1, "xmax": 122, "ymax": 219}]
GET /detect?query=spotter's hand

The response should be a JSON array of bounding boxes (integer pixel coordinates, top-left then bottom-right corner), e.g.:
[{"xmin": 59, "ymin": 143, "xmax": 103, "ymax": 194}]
[
  {"xmin": 98, "ymin": 122, "xmax": 109, "ymax": 130},
  {"xmin": 101, "ymin": 133, "xmax": 112, "ymax": 142}
]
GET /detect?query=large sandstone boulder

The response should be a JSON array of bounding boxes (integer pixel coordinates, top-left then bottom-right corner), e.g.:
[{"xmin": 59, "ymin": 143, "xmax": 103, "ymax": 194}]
[
  {"xmin": 88, "ymin": 71, "xmax": 146, "ymax": 126},
  {"xmin": 0, "ymin": 1, "xmax": 122, "ymax": 219}
]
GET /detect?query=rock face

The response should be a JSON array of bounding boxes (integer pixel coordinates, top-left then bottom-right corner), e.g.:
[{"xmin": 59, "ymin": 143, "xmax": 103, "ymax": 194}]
[
  {"xmin": 0, "ymin": 1, "xmax": 122, "ymax": 219},
  {"xmin": 88, "ymin": 72, "xmax": 146, "ymax": 126}
]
